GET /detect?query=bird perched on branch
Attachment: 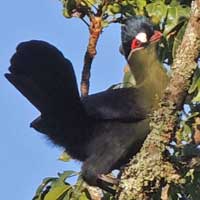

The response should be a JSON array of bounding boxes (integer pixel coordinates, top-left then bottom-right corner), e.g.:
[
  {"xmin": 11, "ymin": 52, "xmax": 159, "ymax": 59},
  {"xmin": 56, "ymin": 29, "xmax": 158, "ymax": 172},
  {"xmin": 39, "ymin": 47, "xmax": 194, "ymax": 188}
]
[{"xmin": 5, "ymin": 16, "xmax": 168, "ymax": 188}]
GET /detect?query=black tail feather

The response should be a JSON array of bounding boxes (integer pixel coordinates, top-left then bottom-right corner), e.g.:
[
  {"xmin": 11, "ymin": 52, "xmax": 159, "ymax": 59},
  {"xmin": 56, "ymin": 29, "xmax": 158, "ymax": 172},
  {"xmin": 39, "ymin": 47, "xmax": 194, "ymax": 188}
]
[
  {"xmin": 7, "ymin": 40, "xmax": 82, "ymax": 115},
  {"xmin": 5, "ymin": 73, "xmax": 48, "ymax": 112},
  {"xmin": 5, "ymin": 40, "xmax": 89, "ymax": 160}
]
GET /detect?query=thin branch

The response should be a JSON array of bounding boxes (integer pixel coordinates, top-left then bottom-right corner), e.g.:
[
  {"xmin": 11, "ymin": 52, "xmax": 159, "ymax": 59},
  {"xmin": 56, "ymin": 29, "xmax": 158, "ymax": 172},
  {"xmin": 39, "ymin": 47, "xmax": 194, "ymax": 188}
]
[
  {"xmin": 81, "ymin": 17, "xmax": 90, "ymax": 27},
  {"xmin": 108, "ymin": 16, "xmax": 124, "ymax": 24},
  {"xmin": 80, "ymin": 1, "xmax": 111, "ymax": 96},
  {"xmin": 81, "ymin": 16, "xmax": 103, "ymax": 97}
]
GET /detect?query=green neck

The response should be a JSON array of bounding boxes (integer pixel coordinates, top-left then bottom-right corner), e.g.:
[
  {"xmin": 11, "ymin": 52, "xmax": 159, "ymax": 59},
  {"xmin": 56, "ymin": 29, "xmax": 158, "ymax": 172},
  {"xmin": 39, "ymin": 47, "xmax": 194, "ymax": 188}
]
[{"xmin": 127, "ymin": 42, "xmax": 169, "ymax": 109}]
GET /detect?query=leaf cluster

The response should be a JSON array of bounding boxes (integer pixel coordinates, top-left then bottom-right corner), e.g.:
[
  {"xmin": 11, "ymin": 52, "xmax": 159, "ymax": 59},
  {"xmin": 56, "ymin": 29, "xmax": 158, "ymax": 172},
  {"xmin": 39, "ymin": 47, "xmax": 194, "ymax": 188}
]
[{"xmin": 32, "ymin": 171, "xmax": 101, "ymax": 200}]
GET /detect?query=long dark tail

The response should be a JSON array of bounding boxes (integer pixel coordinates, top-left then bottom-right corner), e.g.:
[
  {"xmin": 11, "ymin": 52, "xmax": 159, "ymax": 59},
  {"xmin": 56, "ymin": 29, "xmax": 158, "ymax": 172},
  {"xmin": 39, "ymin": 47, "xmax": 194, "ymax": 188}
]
[{"xmin": 5, "ymin": 40, "xmax": 89, "ymax": 160}]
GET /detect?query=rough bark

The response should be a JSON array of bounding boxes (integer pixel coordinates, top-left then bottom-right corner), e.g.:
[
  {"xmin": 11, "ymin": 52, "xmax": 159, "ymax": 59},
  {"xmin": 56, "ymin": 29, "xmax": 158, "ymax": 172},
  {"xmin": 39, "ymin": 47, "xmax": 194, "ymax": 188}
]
[{"xmin": 117, "ymin": 0, "xmax": 200, "ymax": 199}]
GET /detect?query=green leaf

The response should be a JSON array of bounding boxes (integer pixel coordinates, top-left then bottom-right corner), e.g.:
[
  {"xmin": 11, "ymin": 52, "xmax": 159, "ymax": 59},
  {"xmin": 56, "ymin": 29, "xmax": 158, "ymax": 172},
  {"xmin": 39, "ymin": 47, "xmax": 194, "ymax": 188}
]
[
  {"xmin": 126, "ymin": 0, "xmax": 135, "ymax": 5},
  {"xmin": 135, "ymin": 0, "xmax": 146, "ymax": 15},
  {"xmin": 121, "ymin": 0, "xmax": 128, "ymax": 6},
  {"xmin": 102, "ymin": 20, "xmax": 109, "ymax": 28},
  {"xmin": 62, "ymin": 0, "xmax": 77, "ymax": 18},
  {"xmin": 63, "ymin": 8, "xmax": 72, "ymax": 18},
  {"xmin": 186, "ymin": 112, "xmax": 199, "ymax": 121},
  {"xmin": 62, "ymin": 189, "xmax": 73, "ymax": 200},
  {"xmin": 178, "ymin": 121, "xmax": 192, "ymax": 143},
  {"xmin": 72, "ymin": 178, "xmax": 86, "ymax": 197},
  {"xmin": 185, "ymin": 169, "xmax": 195, "ymax": 180},
  {"xmin": 172, "ymin": 20, "xmax": 188, "ymax": 58},
  {"xmin": 42, "ymin": 171, "xmax": 79, "ymax": 200},
  {"xmin": 183, "ymin": 123, "xmax": 192, "ymax": 140},
  {"xmin": 164, "ymin": 5, "xmax": 190, "ymax": 35},
  {"xmin": 187, "ymin": 68, "xmax": 200, "ymax": 102},
  {"xmin": 146, "ymin": 2, "xmax": 168, "ymax": 25},
  {"xmin": 43, "ymin": 185, "xmax": 72, "ymax": 200},
  {"xmin": 58, "ymin": 151, "xmax": 71, "ymax": 162},
  {"xmin": 110, "ymin": 3, "xmax": 121, "ymax": 14},
  {"xmin": 33, "ymin": 177, "xmax": 58, "ymax": 200},
  {"xmin": 58, "ymin": 171, "xmax": 79, "ymax": 182},
  {"xmin": 79, "ymin": 192, "xmax": 90, "ymax": 200},
  {"xmin": 192, "ymin": 90, "xmax": 200, "ymax": 102},
  {"xmin": 80, "ymin": 0, "xmax": 97, "ymax": 7},
  {"xmin": 188, "ymin": 68, "xmax": 200, "ymax": 94},
  {"xmin": 136, "ymin": 0, "xmax": 146, "ymax": 7}
]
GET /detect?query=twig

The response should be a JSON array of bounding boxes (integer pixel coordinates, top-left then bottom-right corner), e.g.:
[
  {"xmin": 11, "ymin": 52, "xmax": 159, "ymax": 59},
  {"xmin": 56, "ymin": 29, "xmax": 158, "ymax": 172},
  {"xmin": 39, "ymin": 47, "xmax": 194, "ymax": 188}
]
[
  {"xmin": 81, "ymin": 16, "xmax": 102, "ymax": 97},
  {"xmin": 81, "ymin": 17, "xmax": 90, "ymax": 27}
]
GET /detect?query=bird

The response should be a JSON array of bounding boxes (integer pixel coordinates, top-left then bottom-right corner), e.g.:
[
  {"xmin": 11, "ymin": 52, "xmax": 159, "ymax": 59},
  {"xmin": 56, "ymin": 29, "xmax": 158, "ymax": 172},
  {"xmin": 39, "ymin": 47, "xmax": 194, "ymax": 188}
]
[{"xmin": 5, "ymin": 16, "xmax": 169, "ymax": 188}]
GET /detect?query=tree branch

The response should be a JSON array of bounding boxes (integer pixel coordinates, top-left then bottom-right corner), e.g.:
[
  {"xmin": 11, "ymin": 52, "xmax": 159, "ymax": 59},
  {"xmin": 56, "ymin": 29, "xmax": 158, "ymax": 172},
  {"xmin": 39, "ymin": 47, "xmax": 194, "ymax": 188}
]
[
  {"xmin": 81, "ymin": 16, "xmax": 102, "ymax": 97},
  {"xmin": 117, "ymin": 0, "xmax": 200, "ymax": 199}
]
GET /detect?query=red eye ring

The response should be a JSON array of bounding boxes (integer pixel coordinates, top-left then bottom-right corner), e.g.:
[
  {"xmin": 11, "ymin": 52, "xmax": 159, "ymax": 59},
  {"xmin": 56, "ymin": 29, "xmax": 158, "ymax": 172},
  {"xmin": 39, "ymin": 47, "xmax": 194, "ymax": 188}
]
[{"xmin": 131, "ymin": 39, "xmax": 142, "ymax": 50}]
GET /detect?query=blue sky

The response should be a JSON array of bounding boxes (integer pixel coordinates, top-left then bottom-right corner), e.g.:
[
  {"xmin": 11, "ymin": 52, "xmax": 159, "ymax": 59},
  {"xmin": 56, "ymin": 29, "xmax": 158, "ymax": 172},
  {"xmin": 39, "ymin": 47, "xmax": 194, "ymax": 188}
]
[{"xmin": 0, "ymin": 1, "xmax": 125, "ymax": 199}]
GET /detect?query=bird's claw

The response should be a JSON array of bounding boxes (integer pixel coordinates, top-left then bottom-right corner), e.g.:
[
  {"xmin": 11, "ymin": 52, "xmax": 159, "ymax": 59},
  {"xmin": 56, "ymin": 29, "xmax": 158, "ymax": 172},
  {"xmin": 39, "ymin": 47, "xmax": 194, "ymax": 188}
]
[{"xmin": 96, "ymin": 174, "xmax": 119, "ymax": 194}]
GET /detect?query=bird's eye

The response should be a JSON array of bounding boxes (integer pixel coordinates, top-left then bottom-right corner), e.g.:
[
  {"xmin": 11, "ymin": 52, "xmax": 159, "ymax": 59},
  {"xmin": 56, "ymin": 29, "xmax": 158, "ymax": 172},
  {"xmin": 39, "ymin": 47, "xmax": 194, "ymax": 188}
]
[{"xmin": 131, "ymin": 39, "xmax": 142, "ymax": 50}]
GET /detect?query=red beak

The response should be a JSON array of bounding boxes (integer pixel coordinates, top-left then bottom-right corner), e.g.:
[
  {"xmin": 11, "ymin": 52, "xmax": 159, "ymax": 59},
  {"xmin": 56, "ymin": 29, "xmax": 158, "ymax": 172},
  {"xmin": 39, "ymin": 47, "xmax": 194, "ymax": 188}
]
[{"xmin": 150, "ymin": 31, "xmax": 162, "ymax": 42}]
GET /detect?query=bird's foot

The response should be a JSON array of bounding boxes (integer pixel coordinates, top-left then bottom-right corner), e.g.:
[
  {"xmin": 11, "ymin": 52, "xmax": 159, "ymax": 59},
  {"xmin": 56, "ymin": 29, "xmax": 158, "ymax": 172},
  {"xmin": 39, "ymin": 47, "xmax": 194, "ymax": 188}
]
[{"xmin": 96, "ymin": 174, "xmax": 119, "ymax": 195}]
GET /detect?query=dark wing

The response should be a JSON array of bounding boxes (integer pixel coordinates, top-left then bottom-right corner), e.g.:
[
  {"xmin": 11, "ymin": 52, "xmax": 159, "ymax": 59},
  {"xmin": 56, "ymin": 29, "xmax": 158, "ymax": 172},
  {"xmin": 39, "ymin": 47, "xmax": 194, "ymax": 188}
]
[
  {"xmin": 5, "ymin": 40, "xmax": 147, "ymax": 127},
  {"xmin": 82, "ymin": 87, "xmax": 148, "ymax": 122}
]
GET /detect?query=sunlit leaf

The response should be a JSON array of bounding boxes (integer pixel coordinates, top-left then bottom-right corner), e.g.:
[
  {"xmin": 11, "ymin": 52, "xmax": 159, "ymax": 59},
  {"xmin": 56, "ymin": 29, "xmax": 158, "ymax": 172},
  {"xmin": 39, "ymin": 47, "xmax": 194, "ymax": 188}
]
[
  {"xmin": 58, "ymin": 151, "xmax": 71, "ymax": 162},
  {"xmin": 79, "ymin": 192, "xmax": 90, "ymax": 200},
  {"xmin": 135, "ymin": 0, "xmax": 146, "ymax": 15},
  {"xmin": 164, "ymin": 5, "xmax": 190, "ymax": 34},
  {"xmin": 192, "ymin": 90, "xmax": 200, "ymax": 102},
  {"xmin": 179, "ymin": 121, "xmax": 192, "ymax": 142},
  {"xmin": 63, "ymin": 8, "xmax": 72, "ymax": 18},
  {"xmin": 62, "ymin": 188, "xmax": 73, "ymax": 200},
  {"xmin": 33, "ymin": 177, "xmax": 58, "ymax": 200},
  {"xmin": 146, "ymin": 2, "xmax": 168, "ymax": 25},
  {"xmin": 80, "ymin": 0, "xmax": 97, "ymax": 7},
  {"xmin": 44, "ymin": 185, "xmax": 71, "ymax": 200},
  {"xmin": 62, "ymin": 0, "xmax": 77, "ymax": 18},
  {"xmin": 109, "ymin": 3, "xmax": 121, "ymax": 14},
  {"xmin": 58, "ymin": 171, "xmax": 79, "ymax": 182}
]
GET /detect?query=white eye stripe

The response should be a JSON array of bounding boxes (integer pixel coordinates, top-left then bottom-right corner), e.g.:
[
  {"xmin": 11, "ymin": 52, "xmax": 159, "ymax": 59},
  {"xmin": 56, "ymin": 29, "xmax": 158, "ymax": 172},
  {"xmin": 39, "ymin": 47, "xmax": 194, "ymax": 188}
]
[{"xmin": 135, "ymin": 32, "xmax": 147, "ymax": 43}]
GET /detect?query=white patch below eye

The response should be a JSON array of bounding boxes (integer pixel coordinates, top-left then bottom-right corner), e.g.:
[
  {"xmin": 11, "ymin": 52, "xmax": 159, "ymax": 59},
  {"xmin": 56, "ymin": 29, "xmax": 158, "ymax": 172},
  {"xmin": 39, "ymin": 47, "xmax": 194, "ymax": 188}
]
[{"xmin": 135, "ymin": 32, "xmax": 147, "ymax": 43}]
